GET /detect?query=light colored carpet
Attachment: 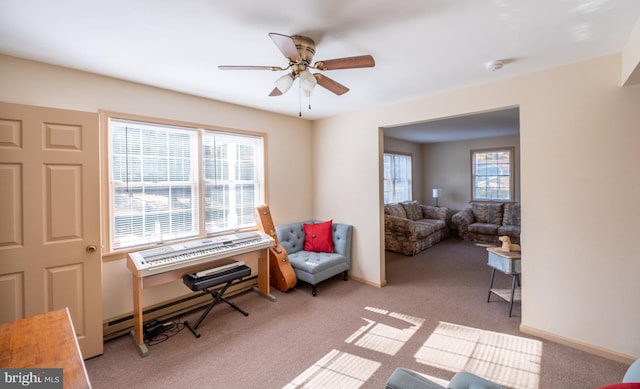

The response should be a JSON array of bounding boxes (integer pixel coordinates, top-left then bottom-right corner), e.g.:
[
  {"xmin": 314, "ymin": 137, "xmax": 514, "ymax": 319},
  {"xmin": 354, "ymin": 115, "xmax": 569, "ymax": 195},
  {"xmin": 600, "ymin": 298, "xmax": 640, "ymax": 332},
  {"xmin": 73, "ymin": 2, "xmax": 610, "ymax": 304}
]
[{"xmin": 85, "ymin": 238, "xmax": 629, "ymax": 388}]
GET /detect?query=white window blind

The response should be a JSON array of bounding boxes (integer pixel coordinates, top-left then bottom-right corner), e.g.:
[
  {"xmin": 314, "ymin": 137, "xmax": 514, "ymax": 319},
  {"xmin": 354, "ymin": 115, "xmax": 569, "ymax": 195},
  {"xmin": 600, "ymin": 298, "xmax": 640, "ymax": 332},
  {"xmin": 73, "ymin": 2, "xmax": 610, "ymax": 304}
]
[
  {"xmin": 108, "ymin": 117, "xmax": 264, "ymax": 251},
  {"xmin": 203, "ymin": 131, "xmax": 264, "ymax": 234},
  {"xmin": 383, "ymin": 153, "xmax": 412, "ymax": 204},
  {"xmin": 110, "ymin": 119, "xmax": 199, "ymax": 249}
]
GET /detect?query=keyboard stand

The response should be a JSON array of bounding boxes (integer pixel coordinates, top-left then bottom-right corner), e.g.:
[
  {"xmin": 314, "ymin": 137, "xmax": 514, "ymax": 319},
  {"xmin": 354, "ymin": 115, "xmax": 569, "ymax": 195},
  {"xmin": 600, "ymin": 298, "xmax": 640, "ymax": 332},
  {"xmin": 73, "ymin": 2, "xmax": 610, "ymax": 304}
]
[{"xmin": 183, "ymin": 265, "xmax": 251, "ymax": 338}]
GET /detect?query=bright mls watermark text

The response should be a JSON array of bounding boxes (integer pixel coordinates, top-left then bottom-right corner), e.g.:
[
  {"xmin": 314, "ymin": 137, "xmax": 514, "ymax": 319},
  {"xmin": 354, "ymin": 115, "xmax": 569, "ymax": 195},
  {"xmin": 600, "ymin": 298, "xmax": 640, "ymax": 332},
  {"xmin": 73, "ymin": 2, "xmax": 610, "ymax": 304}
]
[{"xmin": 0, "ymin": 369, "xmax": 62, "ymax": 388}]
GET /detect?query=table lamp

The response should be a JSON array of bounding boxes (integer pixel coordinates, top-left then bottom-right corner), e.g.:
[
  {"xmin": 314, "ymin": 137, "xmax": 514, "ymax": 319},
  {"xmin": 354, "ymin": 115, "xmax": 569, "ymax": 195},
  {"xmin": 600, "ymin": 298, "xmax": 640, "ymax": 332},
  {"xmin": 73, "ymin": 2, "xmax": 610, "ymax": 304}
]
[{"xmin": 432, "ymin": 188, "xmax": 441, "ymax": 207}]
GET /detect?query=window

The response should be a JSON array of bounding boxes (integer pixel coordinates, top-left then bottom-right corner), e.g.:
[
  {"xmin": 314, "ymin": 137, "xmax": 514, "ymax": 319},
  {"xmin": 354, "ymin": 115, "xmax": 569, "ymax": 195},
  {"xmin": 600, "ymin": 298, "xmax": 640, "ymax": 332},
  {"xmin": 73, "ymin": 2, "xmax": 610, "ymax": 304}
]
[
  {"xmin": 383, "ymin": 153, "xmax": 412, "ymax": 204},
  {"xmin": 108, "ymin": 116, "xmax": 264, "ymax": 251},
  {"xmin": 471, "ymin": 147, "xmax": 514, "ymax": 202}
]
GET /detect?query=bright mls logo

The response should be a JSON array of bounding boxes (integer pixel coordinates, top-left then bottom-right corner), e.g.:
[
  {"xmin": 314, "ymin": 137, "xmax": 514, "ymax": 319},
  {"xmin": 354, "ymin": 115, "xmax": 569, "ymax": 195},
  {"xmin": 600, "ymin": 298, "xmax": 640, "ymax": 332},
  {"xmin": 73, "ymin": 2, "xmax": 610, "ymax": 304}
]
[{"xmin": 1, "ymin": 369, "xmax": 62, "ymax": 388}]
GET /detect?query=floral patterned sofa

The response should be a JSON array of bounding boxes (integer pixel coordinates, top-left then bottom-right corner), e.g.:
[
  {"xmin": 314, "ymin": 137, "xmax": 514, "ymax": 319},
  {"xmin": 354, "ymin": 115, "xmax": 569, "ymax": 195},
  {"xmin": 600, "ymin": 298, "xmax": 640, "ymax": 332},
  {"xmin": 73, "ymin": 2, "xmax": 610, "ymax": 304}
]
[
  {"xmin": 451, "ymin": 202, "xmax": 520, "ymax": 245},
  {"xmin": 384, "ymin": 201, "xmax": 449, "ymax": 255}
]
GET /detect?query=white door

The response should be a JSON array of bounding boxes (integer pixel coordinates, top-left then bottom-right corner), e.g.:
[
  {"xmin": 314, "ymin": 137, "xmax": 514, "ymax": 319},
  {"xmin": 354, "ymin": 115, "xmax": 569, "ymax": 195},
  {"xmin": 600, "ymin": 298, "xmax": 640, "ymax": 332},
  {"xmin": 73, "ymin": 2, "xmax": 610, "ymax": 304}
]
[{"xmin": 0, "ymin": 102, "xmax": 103, "ymax": 358}]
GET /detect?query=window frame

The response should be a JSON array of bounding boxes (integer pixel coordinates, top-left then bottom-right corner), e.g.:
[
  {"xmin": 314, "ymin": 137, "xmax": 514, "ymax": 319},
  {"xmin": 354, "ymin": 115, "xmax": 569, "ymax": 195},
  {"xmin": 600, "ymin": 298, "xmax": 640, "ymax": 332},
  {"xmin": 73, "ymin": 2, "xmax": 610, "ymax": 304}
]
[
  {"xmin": 383, "ymin": 152, "xmax": 413, "ymax": 204},
  {"xmin": 100, "ymin": 111, "xmax": 267, "ymax": 257},
  {"xmin": 470, "ymin": 147, "xmax": 515, "ymax": 202}
]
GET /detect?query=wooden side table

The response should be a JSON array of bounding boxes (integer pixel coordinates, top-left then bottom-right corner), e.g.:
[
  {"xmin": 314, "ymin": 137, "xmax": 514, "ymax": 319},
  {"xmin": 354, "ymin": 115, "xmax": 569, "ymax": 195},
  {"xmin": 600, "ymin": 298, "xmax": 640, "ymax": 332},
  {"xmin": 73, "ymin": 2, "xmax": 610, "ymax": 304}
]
[{"xmin": 486, "ymin": 247, "xmax": 521, "ymax": 317}]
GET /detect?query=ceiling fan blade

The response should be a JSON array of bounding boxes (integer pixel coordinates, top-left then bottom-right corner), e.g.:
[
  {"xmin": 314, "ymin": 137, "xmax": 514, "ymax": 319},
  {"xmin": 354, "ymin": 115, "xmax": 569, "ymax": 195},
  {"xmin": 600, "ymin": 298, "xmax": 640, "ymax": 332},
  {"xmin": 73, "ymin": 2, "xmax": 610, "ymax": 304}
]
[
  {"xmin": 269, "ymin": 33, "xmax": 301, "ymax": 62},
  {"xmin": 269, "ymin": 87, "xmax": 283, "ymax": 97},
  {"xmin": 314, "ymin": 74, "xmax": 350, "ymax": 95},
  {"xmin": 218, "ymin": 65, "xmax": 285, "ymax": 71},
  {"xmin": 314, "ymin": 55, "xmax": 375, "ymax": 71}
]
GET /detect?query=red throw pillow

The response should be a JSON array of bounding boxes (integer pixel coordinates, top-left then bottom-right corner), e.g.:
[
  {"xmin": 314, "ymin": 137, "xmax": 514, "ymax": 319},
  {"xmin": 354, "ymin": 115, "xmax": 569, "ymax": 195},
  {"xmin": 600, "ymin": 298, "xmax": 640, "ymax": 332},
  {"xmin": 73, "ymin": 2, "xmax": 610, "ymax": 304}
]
[{"xmin": 304, "ymin": 220, "xmax": 334, "ymax": 253}]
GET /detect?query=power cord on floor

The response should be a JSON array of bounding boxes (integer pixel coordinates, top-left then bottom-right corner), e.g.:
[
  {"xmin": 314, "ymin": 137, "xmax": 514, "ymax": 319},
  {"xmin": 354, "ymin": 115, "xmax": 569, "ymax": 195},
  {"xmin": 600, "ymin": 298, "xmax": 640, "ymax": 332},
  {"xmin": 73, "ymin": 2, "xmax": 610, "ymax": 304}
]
[{"xmin": 143, "ymin": 318, "xmax": 185, "ymax": 346}]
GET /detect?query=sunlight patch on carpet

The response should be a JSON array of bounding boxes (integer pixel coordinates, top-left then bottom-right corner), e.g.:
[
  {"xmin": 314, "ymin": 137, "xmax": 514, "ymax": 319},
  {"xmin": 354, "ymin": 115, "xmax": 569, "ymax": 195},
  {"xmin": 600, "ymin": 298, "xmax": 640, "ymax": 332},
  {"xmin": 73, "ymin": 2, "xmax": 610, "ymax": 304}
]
[
  {"xmin": 344, "ymin": 306, "xmax": 424, "ymax": 356},
  {"xmin": 283, "ymin": 349, "xmax": 381, "ymax": 389},
  {"xmin": 415, "ymin": 322, "xmax": 542, "ymax": 389}
]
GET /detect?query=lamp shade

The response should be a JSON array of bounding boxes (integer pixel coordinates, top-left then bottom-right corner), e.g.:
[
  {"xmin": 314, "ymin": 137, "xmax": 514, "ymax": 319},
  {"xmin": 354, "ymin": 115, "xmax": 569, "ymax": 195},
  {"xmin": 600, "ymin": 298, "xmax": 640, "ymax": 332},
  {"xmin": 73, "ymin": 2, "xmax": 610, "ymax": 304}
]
[
  {"xmin": 274, "ymin": 73, "xmax": 294, "ymax": 94},
  {"xmin": 432, "ymin": 188, "xmax": 441, "ymax": 198},
  {"xmin": 299, "ymin": 70, "xmax": 317, "ymax": 92}
]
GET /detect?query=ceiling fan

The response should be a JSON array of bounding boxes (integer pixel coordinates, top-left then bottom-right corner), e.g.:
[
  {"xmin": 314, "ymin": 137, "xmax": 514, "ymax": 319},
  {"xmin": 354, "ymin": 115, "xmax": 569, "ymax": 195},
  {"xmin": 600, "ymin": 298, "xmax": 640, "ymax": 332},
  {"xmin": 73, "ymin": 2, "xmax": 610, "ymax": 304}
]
[{"xmin": 218, "ymin": 33, "xmax": 375, "ymax": 98}]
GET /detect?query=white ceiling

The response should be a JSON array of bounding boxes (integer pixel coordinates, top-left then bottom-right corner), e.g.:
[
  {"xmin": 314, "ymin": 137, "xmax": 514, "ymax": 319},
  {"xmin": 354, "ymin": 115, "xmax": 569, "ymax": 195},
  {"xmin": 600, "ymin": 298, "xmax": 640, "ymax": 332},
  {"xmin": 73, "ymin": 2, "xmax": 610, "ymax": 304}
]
[
  {"xmin": 384, "ymin": 107, "xmax": 520, "ymax": 143},
  {"xmin": 1, "ymin": 0, "xmax": 639, "ymax": 132}
]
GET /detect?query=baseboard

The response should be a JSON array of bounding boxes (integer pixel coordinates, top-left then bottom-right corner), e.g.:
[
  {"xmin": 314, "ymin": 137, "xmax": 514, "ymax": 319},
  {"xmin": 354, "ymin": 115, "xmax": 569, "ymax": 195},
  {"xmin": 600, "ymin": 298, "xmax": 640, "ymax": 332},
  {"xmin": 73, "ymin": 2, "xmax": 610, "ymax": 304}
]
[
  {"xmin": 349, "ymin": 274, "xmax": 384, "ymax": 288},
  {"xmin": 520, "ymin": 324, "xmax": 637, "ymax": 364},
  {"xmin": 103, "ymin": 277, "xmax": 257, "ymax": 341}
]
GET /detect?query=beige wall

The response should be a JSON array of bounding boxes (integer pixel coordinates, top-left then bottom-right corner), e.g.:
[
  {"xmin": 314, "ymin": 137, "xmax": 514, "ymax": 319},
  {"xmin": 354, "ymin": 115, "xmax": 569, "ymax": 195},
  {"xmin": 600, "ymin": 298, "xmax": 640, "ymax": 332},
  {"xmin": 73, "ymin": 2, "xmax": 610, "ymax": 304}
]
[
  {"xmin": 2, "ymin": 50, "xmax": 639, "ymax": 360},
  {"xmin": 422, "ymin": 134, "xmax": 521, "ymax": 211},
  {"xmin": 384, "ymin": 132, "xmax": 520, "ymax": 211},
  {"xmin": 0, "ymin": 54, "xmax": 314, "ymax": 319},
  {"xmin": 622, "ymin": 17, "xmax": 640, "ymax": 85},
  {"xmin": 313, "ymin": 54, "xmax": 640, "ymax": 360},
  {"xmin": 311, "ymin": 115, "xmax": 387, "ymax": 286}
]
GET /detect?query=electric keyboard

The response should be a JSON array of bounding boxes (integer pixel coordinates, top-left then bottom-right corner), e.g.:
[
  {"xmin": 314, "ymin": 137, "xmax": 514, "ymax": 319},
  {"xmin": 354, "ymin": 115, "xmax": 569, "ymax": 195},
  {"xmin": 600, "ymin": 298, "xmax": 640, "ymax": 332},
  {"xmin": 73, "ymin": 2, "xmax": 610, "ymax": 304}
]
[
  {"xmin": 188, "ymin": 259, "xmax": 246, "ymax": 279},
  {"xmin": 183, "ymin": 263, "xmax": 252, "ymax": 292},
  {"xmin": 127, "ymin": 231, "xmax": 274, "ymax": 277}
]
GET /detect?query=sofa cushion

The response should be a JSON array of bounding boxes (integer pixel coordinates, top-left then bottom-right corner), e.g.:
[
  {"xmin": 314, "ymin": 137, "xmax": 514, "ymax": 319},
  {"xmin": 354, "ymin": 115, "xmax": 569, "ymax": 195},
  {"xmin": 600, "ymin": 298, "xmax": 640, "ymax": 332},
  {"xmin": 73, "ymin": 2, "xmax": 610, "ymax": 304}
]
[
  {"xmin": 413, "ymin": 220, "xmax": 436, "ymax": 239},
  {"xmin": 502, "ymin": 203, "xmax": 521, "ymax": 226},
  {"xmin": 288, "ymin": 251, "xmax": 347, "ymax": 275},
  {"xmin": 472, "ymin": 203, "xmax": 504, "ymax": 224},
  {"xmin": 304, "ymin": 220, "xmax": 334, "ymax": 253},
  {"xmin": 422, "ymin": 205, "xmax": 447, "ymax": 220},
  {"xmin": 385, "ymin": 203, "xmax": 407, "ymax": 218},
  {"xmin": 401, "ymin": 201, "xmax": 423, "ymax": 221},
  {"xmin": 415, "ymin": 219, "xmax": 447, "ymax": 233},
  {"xmin": 498, "ymin": 225, "xmax": 521, "ymax": 237},
  {"xmin": 468, "ymin": 223, "xmax": 500, "ymax": 235}
]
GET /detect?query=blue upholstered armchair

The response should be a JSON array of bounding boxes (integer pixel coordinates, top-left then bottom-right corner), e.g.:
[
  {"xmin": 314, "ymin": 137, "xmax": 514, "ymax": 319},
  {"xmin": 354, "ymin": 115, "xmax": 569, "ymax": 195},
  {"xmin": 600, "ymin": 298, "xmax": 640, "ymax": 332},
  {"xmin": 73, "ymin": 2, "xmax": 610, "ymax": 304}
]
[
  {"xmin": 387, "ymin": 359, "xmax": 640, "ymax": 389},
  {"xmin": 276, "ymin": 220, "xmax": 353, "ymax": 296},
  {"xmin": 598, "ymin": 358, "xmax": 640, "ymax": 388},
  {"xmin": 385, "ymin": 368, "xmax": 502, "ymax": 389}
]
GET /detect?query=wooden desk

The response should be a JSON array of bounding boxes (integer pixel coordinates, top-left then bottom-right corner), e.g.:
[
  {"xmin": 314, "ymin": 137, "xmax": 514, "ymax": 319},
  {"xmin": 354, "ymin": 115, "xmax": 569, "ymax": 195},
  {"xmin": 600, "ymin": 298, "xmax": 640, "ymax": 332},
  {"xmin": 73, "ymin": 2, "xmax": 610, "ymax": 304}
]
[
  {"xmin": 486, "ymin": 247, "xmax": 522, "ymax": 317},
  {"xmin": 0, "ymin": 308, "xmax": 91, "ymax": 389}
]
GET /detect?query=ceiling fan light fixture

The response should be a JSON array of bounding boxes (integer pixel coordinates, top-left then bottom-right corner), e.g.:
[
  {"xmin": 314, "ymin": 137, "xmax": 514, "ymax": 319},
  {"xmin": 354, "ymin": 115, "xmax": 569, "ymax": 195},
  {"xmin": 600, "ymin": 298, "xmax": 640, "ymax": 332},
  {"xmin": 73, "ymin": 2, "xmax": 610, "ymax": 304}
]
[
  {"xmin": 299, "ymin": 70, "xmax": 317, "ymax": 92},
  {"xmin": 274, "ymin": 73, "xmax": 294, "ymax": 93},
  {"xmin": 303, "ymin": 88, "xmax": 313, "ymax": 98}
]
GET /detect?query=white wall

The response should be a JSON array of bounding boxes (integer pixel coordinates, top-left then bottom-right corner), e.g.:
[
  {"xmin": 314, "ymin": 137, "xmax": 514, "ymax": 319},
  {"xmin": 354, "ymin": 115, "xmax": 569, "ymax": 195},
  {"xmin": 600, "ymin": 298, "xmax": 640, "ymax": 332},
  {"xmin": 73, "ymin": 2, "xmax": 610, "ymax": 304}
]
[{"xmin": 312, "ymin": 54, "xmax": 640, "ymax": 360}]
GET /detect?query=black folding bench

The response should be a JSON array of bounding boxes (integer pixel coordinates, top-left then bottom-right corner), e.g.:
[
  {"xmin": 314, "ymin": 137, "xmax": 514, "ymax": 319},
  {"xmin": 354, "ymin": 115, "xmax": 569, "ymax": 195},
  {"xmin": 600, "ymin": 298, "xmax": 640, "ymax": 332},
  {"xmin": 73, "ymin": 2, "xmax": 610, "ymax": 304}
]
[{"xmin": 182, "ymin": 263, "xmax": 252, "ymax": 338}]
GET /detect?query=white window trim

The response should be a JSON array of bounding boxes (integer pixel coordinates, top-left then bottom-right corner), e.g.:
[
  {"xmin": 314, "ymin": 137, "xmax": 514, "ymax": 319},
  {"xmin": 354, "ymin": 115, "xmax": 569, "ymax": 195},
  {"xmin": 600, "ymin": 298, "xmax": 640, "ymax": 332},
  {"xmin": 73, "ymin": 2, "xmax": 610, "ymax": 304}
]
[
  {"xmin": 100, "ymin": 111, "xmax": 267, "ymax": 256},
  {"xmin": 470, "ymin": 147, "xmax": 515, "ymax": 202}
]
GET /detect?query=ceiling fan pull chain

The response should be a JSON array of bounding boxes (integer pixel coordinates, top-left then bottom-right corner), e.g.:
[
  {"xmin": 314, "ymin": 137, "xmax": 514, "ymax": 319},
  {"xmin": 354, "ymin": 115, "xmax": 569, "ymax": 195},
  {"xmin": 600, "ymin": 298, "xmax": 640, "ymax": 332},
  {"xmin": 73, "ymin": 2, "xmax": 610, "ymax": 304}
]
[{"xmin": 299, "ymin": 81, "xmax": 302, "ymax": 117}]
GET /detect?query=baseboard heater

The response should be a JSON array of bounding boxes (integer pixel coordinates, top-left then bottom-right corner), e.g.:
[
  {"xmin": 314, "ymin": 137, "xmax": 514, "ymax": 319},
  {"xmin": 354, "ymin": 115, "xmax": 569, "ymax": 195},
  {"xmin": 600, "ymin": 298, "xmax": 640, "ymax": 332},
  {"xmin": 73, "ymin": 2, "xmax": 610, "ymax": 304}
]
[{"xmin": 102, "ymin": 276, "xmax": 257, "ymax": 341}]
